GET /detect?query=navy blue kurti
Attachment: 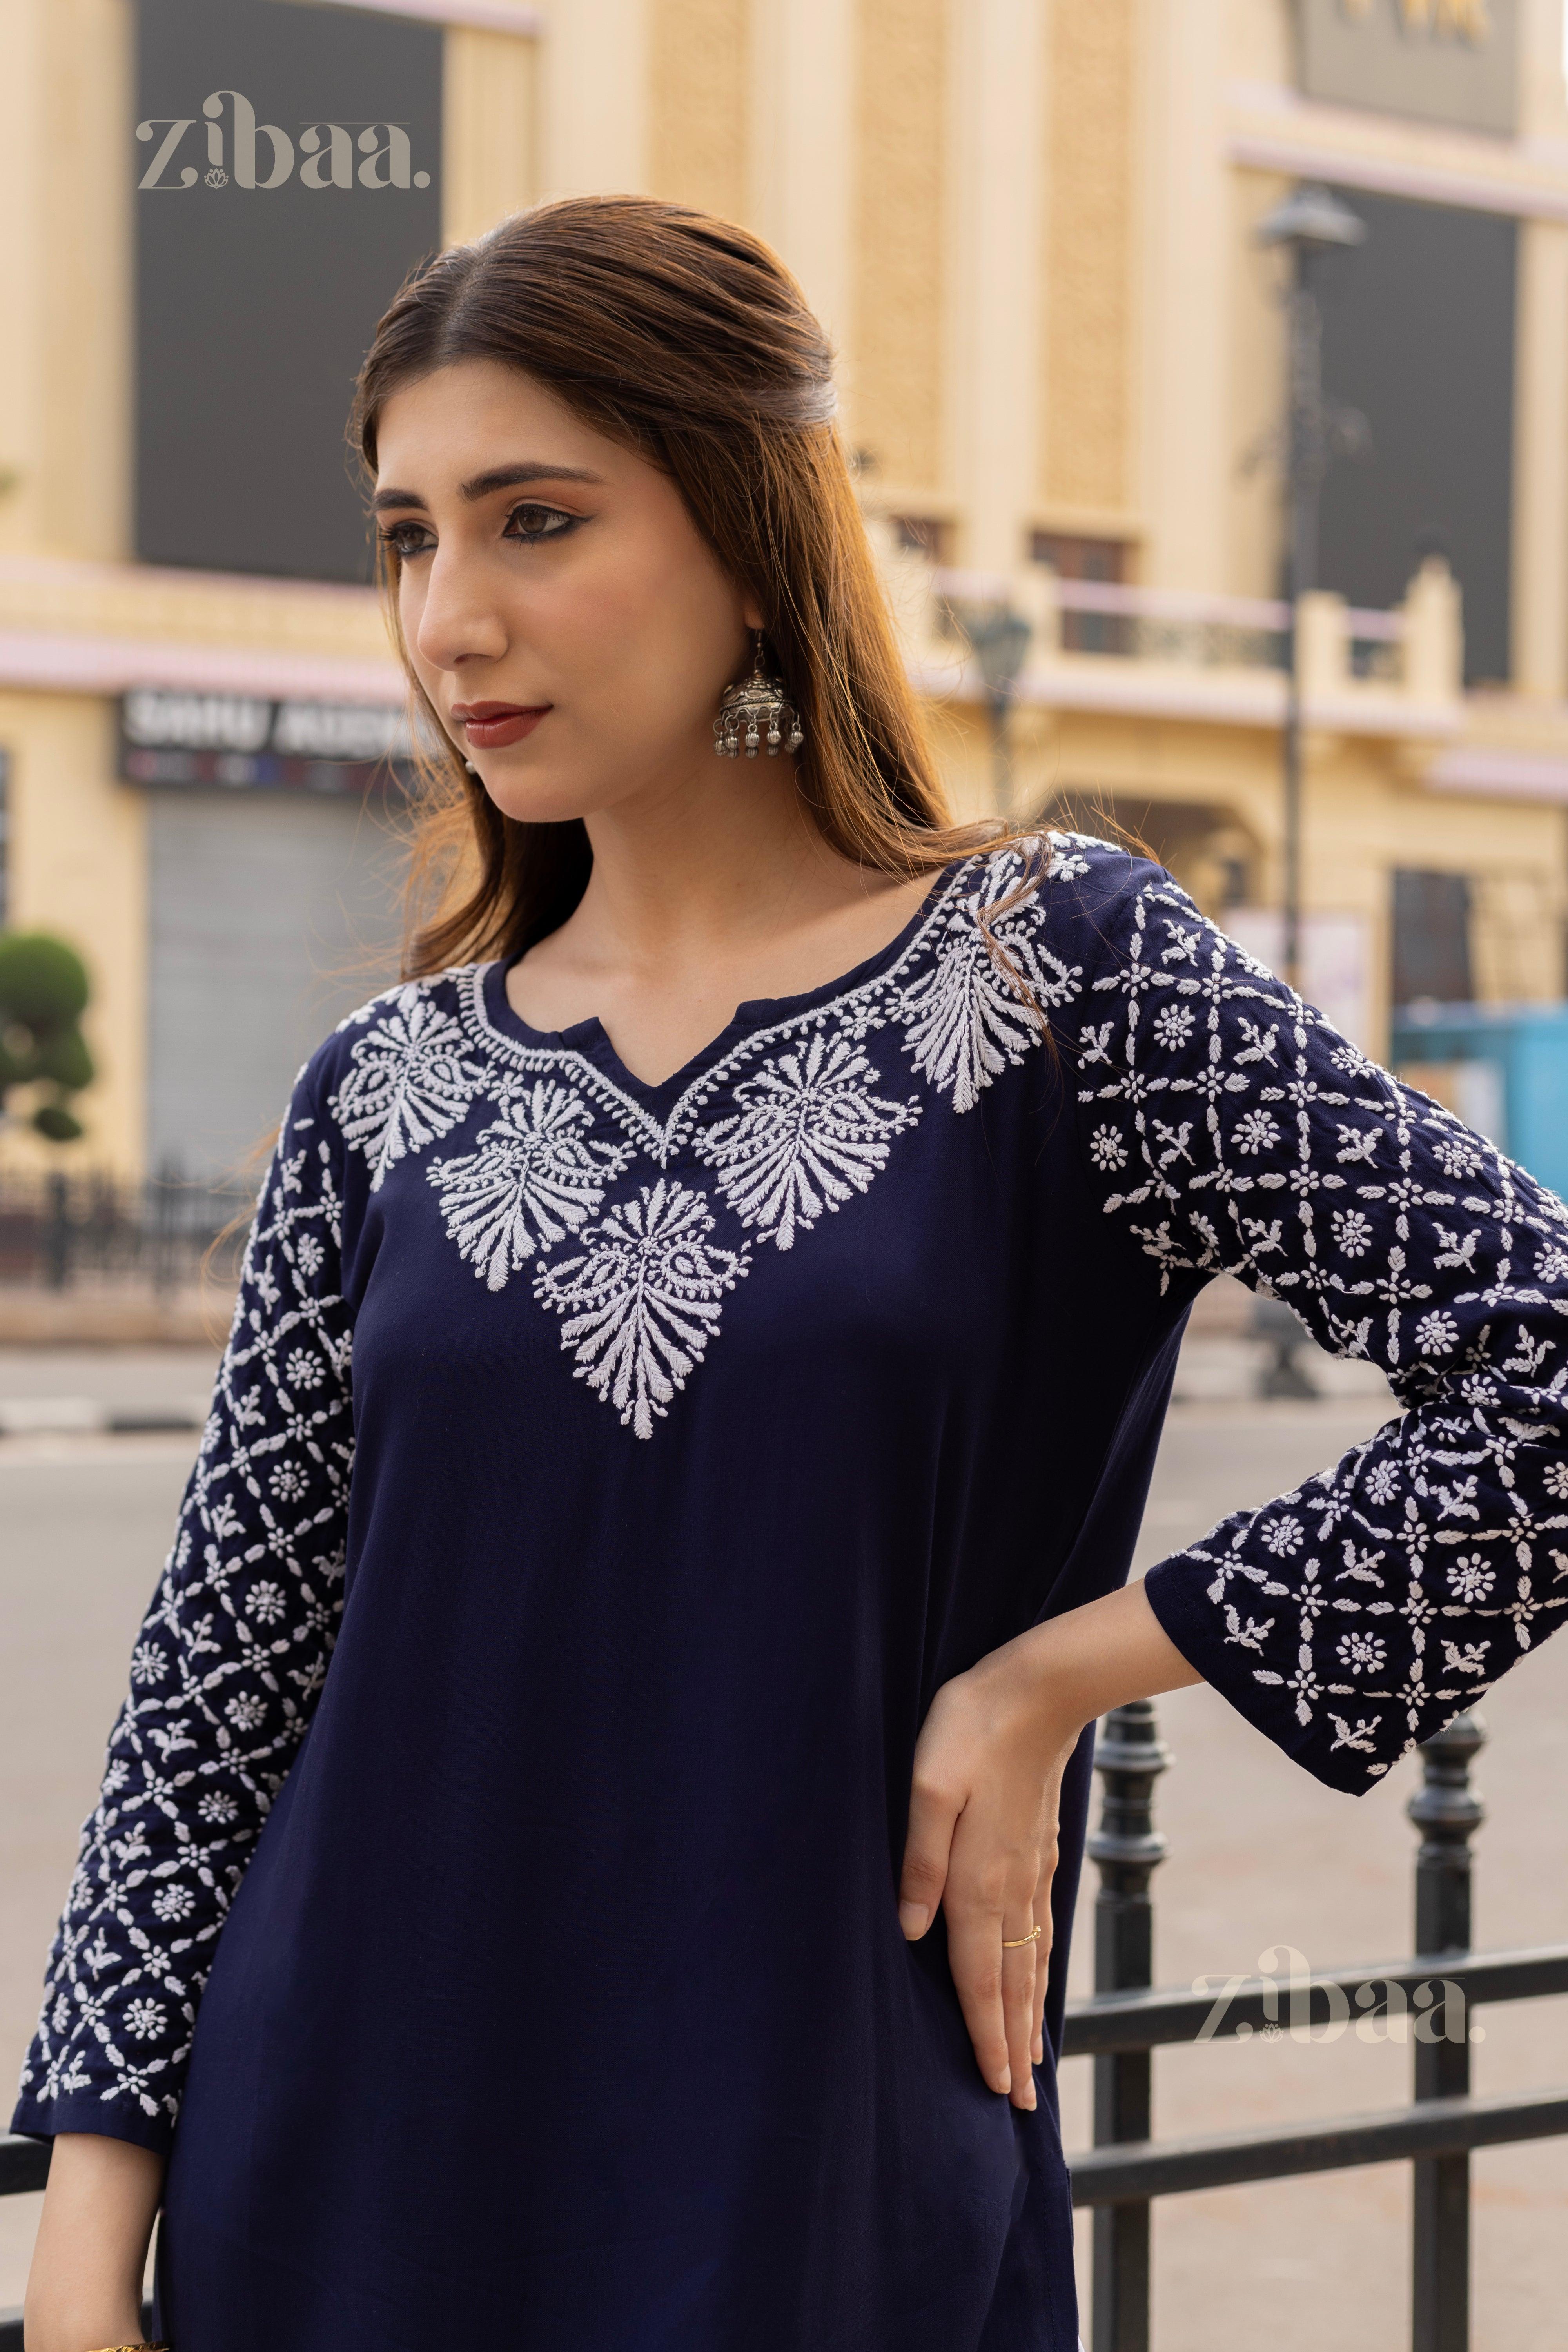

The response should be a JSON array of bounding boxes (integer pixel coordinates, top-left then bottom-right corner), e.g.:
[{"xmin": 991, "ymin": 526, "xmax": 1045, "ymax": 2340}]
[{"xmin": 16, "ymin": 838, "xmax": 1568, "ymax": 2350}]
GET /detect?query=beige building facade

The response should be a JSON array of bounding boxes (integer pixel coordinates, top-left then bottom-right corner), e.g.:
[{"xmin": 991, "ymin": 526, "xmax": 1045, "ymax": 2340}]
[{"xmin": 4, "ymin": 0, "xmax": 1568, "ymax": 1172}]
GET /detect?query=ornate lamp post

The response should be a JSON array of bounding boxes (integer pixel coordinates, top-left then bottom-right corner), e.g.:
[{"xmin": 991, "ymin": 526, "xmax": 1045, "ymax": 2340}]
[
  {"xmin": 943, "ymin": 596, "xmax": 1033, "ymax": 815},
  {"xmin": 1254, "ymin": 183, "xmax": 1365, "ymax": 992}
]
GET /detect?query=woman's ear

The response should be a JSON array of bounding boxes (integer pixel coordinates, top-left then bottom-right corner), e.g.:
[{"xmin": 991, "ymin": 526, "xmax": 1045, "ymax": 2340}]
[{"xmin": 740, "ymin": 592, "xmax": 766, "ymax": 631}]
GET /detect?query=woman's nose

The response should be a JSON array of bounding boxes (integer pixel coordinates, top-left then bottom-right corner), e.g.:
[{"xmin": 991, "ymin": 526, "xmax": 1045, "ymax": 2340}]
[{"xmin": 413, "ymin": 550, "xmax": 510, "ymax": 674}]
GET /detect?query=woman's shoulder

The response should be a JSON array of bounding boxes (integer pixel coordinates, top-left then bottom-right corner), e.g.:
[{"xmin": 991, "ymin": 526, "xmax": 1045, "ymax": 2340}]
[
  {"xmin": 955, "ymin": 828, "xmax": 1178, "ymax": 968},
  {"xmin": 961, "ymin": 826, "xmax": 1160, "ymax": 903},
  {"xmin": 287, "ymin": 961, "xmax": 497, "ymax": 1138},
  {"xmin": 331, "ymin": 960, "xmax": 487, "ymax": 1042}
]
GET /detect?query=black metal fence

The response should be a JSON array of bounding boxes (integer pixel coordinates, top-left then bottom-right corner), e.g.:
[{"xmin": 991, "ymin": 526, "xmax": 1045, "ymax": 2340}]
[
  {"xmin": 0, "ymin": 1705, "xmax": 1563, "ymax": 2347},
  {"xmin": 1063, "ymin": 1704, "xmax": 1568, "ymax": 2351},
  {"xmin": 0, "ymin": 1163, "xmax": 252, "ymax": 1295}
]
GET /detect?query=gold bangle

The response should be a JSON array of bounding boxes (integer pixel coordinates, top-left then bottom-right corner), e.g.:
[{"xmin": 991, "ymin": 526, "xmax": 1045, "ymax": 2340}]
[{"xmin": 1001, "ymin": 1923, "xmax": 1042, "ymax": 1949}]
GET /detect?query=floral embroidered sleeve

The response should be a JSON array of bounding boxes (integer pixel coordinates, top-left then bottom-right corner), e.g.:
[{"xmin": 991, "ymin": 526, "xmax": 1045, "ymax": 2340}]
[
  {"xmin": 1067, "ymin": 854, "xmax": 1568, "ymax": 1794},
  {"xmin": 13, "ymin": 1060, "xmax": 354, "ymax": 2153}
]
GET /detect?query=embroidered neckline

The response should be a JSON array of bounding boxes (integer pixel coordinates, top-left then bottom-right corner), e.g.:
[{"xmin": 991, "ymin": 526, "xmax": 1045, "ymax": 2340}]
[
  {"xmin": 328, "ymin": 837, "xmax": 1088, "ymax": 1436},
  {"xmin": 463, "ymin": 851, "xmax": 978, "ymax": 1151}
]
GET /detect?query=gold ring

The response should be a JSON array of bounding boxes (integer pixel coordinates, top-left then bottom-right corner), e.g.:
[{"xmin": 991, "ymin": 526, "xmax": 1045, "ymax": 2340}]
[{"xmin": 1001, "ymin": 1924, "xmax": 1042, "ymax": 1949}]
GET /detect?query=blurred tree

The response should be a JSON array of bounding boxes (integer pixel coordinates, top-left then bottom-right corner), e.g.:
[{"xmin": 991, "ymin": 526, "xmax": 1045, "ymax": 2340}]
[{"xmin": 0, "ymin": 933, "xmax": 94, "ymax": 1143}]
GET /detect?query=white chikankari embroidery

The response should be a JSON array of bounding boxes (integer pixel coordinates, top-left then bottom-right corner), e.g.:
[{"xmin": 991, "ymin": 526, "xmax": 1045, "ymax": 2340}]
[
  {"xmin": 426, "ymin": 1081, "xmax": 633, "ymax": 1291},
  {"xmin": 699, "ymin": 1033, "xmax": 921, "ymax": 1250},
  {"xmin": 361, "ymin": 841, "xmax": 1070, "ymax": 1431},
  {"xmin": 331, "ymin": 983, "xmax": 485, "ymax": 1191},
  {"xmin": 1074, "ymin": 871, "xmax": 1568, "ymax": 1786},
  {"xmin": 18, "ymin": 1089, "xmax": 352, "ymax": 2138},
  {"xmin": 534, "ymin": 1179, "xmax": 750, "ymax": 1438},
  {"xmin": 897, "ymin": 854, "xmax": 1080, "ymax": 1114}
]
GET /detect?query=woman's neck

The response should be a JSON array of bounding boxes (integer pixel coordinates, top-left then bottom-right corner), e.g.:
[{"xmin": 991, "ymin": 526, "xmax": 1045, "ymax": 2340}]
[
  {"xmin": 576, "ymin": 755, "xmax": 867, "ymax": 962},
  {"xmin": 507, "ymin": 759, "xmax": 936, "ymax": 1082}
]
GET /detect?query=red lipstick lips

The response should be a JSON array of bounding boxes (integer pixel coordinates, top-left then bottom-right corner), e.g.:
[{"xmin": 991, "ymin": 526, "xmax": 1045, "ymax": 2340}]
[{"xmin": 451, "ymin": 701, "xmax": 550, "ymax": 750}]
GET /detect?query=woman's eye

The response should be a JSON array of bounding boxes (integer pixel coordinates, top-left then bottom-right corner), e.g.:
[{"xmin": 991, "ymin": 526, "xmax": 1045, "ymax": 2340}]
[
  {"xmin": 504, "ymin": 503, "xmax": 577, "ymax": 545},
  {"xmin": 379, "ymin": 520, "xmax": 432, "ymax": 559},
  {"xmin": 377, "ymin": 505, "xmax": 577, "ymax": 558}
]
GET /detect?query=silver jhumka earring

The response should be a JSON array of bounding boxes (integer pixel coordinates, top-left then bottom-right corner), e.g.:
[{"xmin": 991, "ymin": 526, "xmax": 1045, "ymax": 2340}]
[{"xmin": 714, "ymin": 633, "xmax": 804, "ymax": 760}]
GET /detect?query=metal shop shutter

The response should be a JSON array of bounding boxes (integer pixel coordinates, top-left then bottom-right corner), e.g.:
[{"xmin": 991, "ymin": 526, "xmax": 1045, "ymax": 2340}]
[{"xmin": 147, "ymin": 790, "xmax": 406, "ymax": 1180}]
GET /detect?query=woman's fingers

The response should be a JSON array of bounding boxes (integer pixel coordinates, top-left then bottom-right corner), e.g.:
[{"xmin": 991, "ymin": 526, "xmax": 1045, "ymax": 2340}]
[
  {"xmin": 1027, "ymin": 1759, "xmax": 1066, "ymax": 2068},
  {"xmin": 942, "ymin": 1794, "xmax": 1047, "ymax": 2107},
  {"xmin": 1030, "ymin": 1822, "xmax": 1060, "ymax": 2066},
  {"xmin": 943, "ymin": 1868, "xmax": 1024, "ymax": 2096},
  {"xmin": 944, "ymin": 1817, "xmax": 1061, "ymax": 2105},
  {"xmin": 1001, "ymin": 1916, "xmax": 1040, "ymax": 2109},
  {"xmin": 897, "ymin": 1765, "xmax": 961, "ymax": 1940},
  {"xmin": 950, "ymin": 1904, "xmax": 1053, "ymax": 2108},
  {"xmin": 1031, "ymin": 1887, "xmax": 1053, "ymax": 2067}
]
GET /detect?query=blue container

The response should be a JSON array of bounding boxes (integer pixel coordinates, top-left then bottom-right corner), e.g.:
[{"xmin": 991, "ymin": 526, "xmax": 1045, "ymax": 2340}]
[{"xmin": 1391, "ymin": 1001, "xmax": 1568, "ymax": 1206}]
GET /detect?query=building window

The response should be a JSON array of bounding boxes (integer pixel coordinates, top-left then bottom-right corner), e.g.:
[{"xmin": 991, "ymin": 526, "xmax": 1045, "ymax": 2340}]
[
  {"xmin": 1392, "ymin": 869, "xmax": 1473, "ymax": 1008},
  {"xmin": 1031, "ymin": 532, "xmax": 1130, "ymax": 654},
  {"xmin": 889, "ymin": 515, "xmax": 951, "ymax": 563},
  {"xmin": 1031, "ymin": 532, "xmax": 1125, "ymax": 583}
]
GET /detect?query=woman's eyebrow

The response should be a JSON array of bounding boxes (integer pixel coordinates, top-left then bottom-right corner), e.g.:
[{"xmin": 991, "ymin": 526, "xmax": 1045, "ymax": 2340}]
[{"xmin": 371, "ymin": 461, "xmax": 605, "ymax": 514}]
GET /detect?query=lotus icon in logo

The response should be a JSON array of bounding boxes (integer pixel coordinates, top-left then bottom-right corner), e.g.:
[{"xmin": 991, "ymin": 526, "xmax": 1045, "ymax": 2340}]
[{"xmin": 204, "ymin": 166, "xmax": 228, "ymax": 188}]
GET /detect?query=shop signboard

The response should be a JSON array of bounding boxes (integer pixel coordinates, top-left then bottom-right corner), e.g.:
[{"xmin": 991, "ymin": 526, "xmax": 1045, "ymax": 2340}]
[
  {"xmin": 117, "ymin": 687, "xmax": 423, "ymax": 793},
  {"xmin": 1298, "ymin": 0, "xmax": 1519, "ymax": 136}
]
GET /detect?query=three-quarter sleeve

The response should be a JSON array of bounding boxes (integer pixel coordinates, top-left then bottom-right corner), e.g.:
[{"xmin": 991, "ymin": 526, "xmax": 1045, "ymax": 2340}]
[
  {"xmin": 1065, "ymin": 852, "xmax": 1568, "ymax": 1795},
  {"xmin": 13, "ymin": 1060, "xmax": 354, "ymax": 2152}
]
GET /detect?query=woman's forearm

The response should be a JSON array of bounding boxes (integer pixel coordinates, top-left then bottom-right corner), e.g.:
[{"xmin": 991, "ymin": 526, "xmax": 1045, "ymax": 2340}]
[
  {"xmin": 979, "ymin": 1577, "xmax": 1205, "ymax": 1743},
  {"xmin": 25, "ymin": 2131, "xmax": 164, "ymax": 2352}
]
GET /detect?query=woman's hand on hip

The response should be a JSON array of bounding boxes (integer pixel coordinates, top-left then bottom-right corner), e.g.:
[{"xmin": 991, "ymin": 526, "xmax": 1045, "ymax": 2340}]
[
  {"xmin": 897, "ymin": 1581, "xmax": 1205, "ymax": 2111},
  {"xmin": 896, "ymin": 1633, "xmax": 1082, "ymax": 2110}
]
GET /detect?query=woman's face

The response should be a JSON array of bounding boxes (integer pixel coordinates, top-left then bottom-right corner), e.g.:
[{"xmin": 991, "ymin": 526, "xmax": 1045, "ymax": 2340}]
[{"xmin": 373, "ymin": 359, "xmax": 761, "ymax": 822}]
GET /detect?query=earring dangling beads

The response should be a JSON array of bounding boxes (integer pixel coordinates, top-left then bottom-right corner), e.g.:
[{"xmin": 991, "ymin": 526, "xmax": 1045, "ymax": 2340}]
[{"xmin": 714, "ymin": 632, "xmax": 804, "ymax": 760}]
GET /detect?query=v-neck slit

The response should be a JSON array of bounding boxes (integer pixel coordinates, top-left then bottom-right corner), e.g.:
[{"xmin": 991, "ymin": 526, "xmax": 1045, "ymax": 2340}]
[{"xmin": 476, "ymin": 856, "xmax": 973, "ymax": 1116}]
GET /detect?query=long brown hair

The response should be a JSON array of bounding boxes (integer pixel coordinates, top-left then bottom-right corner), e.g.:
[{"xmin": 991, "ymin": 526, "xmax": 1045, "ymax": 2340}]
[{"xmin": 350, "ymin": 194, "xmax": 1031, "ymax": 976}]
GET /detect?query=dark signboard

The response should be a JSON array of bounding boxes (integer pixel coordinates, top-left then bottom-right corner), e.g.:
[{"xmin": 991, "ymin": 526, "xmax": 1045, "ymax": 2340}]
[
  {"xmin": 118, "ymin": 686, "xmax": 422, "ymax": 793},
  {"xmin": 135, "ymin": 0, "xmax": 443, "ymax": 584},
  {"xmin": 1298, "ymin": 0, "xmax": 1519, "ymax": 136},
  {"xmin": 1317, "ymin": 189, "xmax": 1515, "ymax": 686}
]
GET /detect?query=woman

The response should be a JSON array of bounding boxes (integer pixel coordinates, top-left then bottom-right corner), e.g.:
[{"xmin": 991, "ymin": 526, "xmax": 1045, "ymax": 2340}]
[{"xmin": 18, "ymin": 197, "xmax": 1568, "ymax": 2352}]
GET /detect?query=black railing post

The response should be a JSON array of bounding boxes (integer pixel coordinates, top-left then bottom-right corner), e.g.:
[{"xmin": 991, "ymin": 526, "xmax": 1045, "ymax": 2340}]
[
  {"xmin": 1252, "ymin": 1293, "xmax": 1316, "ymax": 1399},
  {"xmin": 1408, "ymin": 1710, "xmax": 1486, "ymax": 2352},
  {"xmin": 1088, "ymin": 1699, "xmax": 1171, "ymax": 2352},
  {"xmin": 42, "ymin": 1169, "xmax": 71, "ymax": 1289},
  {"xmin": 151, "ymin": 1155, "xmax": 181, "ymax": 1298}
]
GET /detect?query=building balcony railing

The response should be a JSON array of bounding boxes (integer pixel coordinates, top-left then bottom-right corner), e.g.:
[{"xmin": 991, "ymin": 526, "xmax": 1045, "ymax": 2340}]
[
  {"xmin": 867, "ymin": 521, "xmax": 1466, "ymax": 743},
  {"xmin": 1036, "ymin": 575, "xmax": 1405, "ymax": 685}
]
